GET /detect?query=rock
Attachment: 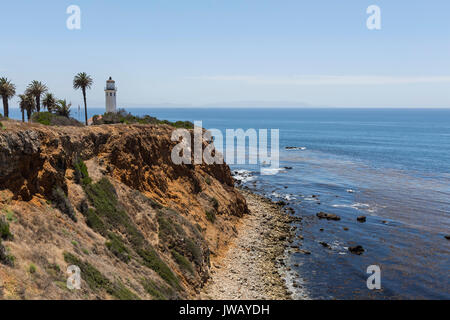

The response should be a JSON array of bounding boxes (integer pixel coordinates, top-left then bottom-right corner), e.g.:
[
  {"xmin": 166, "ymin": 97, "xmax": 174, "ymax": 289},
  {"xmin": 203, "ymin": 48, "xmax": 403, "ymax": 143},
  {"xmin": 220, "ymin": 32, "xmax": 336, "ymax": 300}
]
[
  {"xmin": 286, "ymin": 207, "xmax": 295, "ymax": 214},
  {"xmin": 348, "ymin": 245, "xmax": 365, "ymax": 255},
  {"xmin": 316, "ymin": 211, "xmax": 341, "ymax": 221},
  {"xmin": 319, "ymin": 241, "xmax": 330, "ymax": 248},
  {"xmin": 343, "ymin": 227, "xmax": 349, "ymax": 231},
  {"xmin": 319, "ymin": 228, "xmax": 324, "ymax": 232},
  {"xmin": 357, "ymin": 216, "xmax": 367, "ymax": 223},
  {"xmin": 284, "ymin": 167, "xmax": 293, "ymax": 170},
  {"xmin": 276, "ymin": 201, "xmax": 287, "ymax": 206},
  {"xmin": 445, "ymin": 235, "xmax": 450, "ymax": 240}
]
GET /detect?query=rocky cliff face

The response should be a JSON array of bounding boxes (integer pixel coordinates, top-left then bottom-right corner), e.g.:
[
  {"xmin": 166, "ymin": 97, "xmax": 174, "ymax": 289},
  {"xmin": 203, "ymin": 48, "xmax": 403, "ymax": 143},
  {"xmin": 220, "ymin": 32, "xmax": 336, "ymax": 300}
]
[{"xmin": 0, "ymin": 121, "xmax": 248, "ymax": 300}]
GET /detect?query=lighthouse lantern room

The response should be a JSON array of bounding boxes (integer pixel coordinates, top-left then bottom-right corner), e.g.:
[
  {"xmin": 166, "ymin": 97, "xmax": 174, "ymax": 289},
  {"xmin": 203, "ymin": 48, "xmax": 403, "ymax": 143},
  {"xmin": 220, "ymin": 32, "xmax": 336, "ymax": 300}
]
[{"xmin": 105, "ymin": 77, "xmax": 117, "ymax": 113}]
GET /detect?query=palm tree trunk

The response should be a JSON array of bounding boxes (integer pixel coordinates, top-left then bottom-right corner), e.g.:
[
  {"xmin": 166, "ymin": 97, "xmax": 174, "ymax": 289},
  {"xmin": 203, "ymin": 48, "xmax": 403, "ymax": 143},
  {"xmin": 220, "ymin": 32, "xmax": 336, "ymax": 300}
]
[
  {"xmin": 21, "ymin": 109, "xmax": 25, "ymax": 122},
  {"xmin": 2, "ymin": 96, "xmax": 9, "ymax": 118},
  {"xmin": 36, "ymin": 96, "xmax": 40, "ymax": 113},
  {"xmin": 83, "ymin": 88, "xmax": 88, "ymax": 125},
  {"xmin": 27, "ymin": 108, "xmax": 32, "ymax": 122}
]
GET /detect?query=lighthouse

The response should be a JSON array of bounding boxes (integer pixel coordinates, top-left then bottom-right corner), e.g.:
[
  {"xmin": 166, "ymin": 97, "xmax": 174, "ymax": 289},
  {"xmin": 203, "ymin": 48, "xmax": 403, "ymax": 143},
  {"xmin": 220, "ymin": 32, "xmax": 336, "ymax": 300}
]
[{"xmin": 105, "ymin": 77, "xmax": 117, "ymax": 113}]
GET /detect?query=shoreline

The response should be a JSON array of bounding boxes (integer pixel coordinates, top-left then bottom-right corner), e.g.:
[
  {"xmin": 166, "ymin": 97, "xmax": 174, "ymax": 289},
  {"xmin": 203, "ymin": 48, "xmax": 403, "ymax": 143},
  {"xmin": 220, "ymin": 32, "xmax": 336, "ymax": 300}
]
[{"xmin": 198, "ymin": 190, "xmax": 303, "ymax": 300}]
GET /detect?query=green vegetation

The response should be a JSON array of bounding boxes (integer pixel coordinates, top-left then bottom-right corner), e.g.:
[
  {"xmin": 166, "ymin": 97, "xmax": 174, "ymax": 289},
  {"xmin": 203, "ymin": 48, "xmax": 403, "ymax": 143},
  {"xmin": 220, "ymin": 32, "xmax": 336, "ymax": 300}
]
[
  {"xmin": 205, "ymin": 210, "xmax": 216, "ymax": 223},
  {"xmin": 32, "ymin": 111, "xmax": 83, "ymax": 127},
  {"xmin": 73, "ymin": 159, "xmax": 92, "ymax": 185},
  {"xmin": 211, "ymin": 197, "xmax": 219, "ymax": 210},
  {"xmin": 110, "ymin": 282, "xmax": 140, "ymax": 300},
  {"xmin": 0, "ymin": 241, "xmax": 15, "ymax": 266},
  {"xmin": 185, "ymin": 238, "xmax": 203, "ymax": 265},
  {"xmin": 0, "ymin": 217, "xmax": 13, "ymax": 241},
  {"xmin": 52, "ymin": 187, "xmax": 77, "ymax": 222},
  {"xmin": 83, "ymin": 178, "xmax": 144, "ymax": 248},
  {"xmin": 63, "ymin": 251, "xmax": 139, "ymax": 300},
  {"xmin": 80, "ymin": 176, "xmax": 181, "ymax": 289},
  {"xmin": 92, "ymin": 109, "xmax": 194, "ymax": 129},
  {"xmin": 137, "ymin": 248, "xmax": 179, "ymax": 289},
  {"xmin": 105, "ymin": 233, "xmax": 130, "ymax": 263},
  {"xmin": 45, "ymin": 263, "xmax": 61, "ymax": 278},
  {"xmin": 157, "ymin": 214, "xmax": 176, "ymax": 241},
  {"xmin": 205, "ymin": 177, "xmax": 212, "ymax": 185},
  {"xmin": 4, "ymin": 208, "xmax": 16, "ymax": 222},
  {"xmin": 71, "ymin": 240, "xmax": 79, "ymax": 247},
  {"xmin": 42, "ymin": 93, "xmax": 58, "ymax": 112},
  {"xmin": 141, "ymin": 278, "xmax": 176, "ymax": 300},
  {"xmin": 171, "ymin": 250, "xmax": 194, "ymax": 275},
  {"xmin": 157, "ymin": 209, "xmax": 204, "ymax": 268},
  {"xmin": 64, "ymin": 252, "xmax": 109, "ymax": 291},
  {"xmin": 29, "ymin": 263, "xmax": 37, "ymax": 274},
  {"xmin": 84, "ymin": 208, "xmax": 105, "ymax": 234},
  {"xmin": 141, "ymin": 279, "xmax": 166, "ymax": 300},
  {"xmin": 32, "ymin": 111, "xmax": 51, "ymax": 125}
]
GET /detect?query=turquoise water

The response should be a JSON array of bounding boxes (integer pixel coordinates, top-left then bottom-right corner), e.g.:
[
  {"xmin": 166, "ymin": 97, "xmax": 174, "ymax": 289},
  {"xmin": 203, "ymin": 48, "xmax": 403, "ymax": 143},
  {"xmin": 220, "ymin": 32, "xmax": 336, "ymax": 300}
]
[{"xmin": 9, "ymin": 107, "xmax": 450, "ymax": 299}]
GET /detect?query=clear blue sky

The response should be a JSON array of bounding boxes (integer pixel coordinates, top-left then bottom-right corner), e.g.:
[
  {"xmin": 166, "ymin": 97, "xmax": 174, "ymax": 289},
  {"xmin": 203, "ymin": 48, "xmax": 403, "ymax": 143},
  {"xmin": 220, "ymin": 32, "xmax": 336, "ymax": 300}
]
[{"xmin": 1, "ymin": 0, "xmax": 449, "ymax": 108}]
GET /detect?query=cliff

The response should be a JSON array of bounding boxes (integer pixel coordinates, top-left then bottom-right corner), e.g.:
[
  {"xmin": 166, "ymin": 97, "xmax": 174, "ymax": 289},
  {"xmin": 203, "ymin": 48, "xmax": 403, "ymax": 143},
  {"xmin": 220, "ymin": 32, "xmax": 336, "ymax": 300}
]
[{"xmin": 0, "ymin": 120, "xmax": 248, "ymax": 299}]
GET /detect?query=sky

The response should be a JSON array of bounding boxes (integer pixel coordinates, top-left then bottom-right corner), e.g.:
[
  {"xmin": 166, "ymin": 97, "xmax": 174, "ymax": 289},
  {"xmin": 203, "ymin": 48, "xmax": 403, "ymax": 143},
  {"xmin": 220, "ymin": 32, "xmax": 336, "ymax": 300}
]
[{"xmin": 1, "ymin": 0, "xmax": 449, "ymax": 108}]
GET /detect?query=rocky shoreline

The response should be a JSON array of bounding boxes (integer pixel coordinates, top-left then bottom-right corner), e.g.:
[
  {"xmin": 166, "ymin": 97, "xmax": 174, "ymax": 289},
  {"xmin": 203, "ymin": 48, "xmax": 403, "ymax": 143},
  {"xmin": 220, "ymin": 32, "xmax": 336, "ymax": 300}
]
[{"xmin": 198, "ymin": 190, "xmax": 301, "ymax": 300}]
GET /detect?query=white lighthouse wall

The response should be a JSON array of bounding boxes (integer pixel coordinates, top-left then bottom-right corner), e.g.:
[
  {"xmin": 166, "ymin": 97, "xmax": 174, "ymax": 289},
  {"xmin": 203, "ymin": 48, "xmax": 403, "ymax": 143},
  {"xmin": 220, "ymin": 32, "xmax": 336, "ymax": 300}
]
[{"xmin": 105, "ymin": 91, "xmax": 117, "ymax": 113}]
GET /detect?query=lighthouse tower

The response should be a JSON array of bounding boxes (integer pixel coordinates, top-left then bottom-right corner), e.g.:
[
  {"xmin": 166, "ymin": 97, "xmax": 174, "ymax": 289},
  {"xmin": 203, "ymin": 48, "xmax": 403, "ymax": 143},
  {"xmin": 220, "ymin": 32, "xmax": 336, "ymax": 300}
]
[{"xmin": 105, "ymin": 77, "xmax": 117, "ymax": 113}]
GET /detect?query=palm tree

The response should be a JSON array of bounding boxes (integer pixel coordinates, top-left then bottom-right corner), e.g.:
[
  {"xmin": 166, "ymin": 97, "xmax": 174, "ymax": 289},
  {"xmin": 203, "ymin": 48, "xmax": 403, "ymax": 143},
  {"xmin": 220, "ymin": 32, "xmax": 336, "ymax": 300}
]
[
  {"xmin": 18, "ymin": 93, "xmax": 36, "ymax": 122},
  {"xmin": 73, "ymin": 73, "xmax": 93, "ymax": 125},
  {"xmin": 55, "ymin": 99, "xmax": 71, "ymax": 118},
  {"xmin": 26, "ymin": 80, "xmax": 48, "ymax": 112},
  {"xmin": 0, "ymin": 77, "xmax": 16, "ymax": 118},
  {"xmin": 18, "ymin": 95, "xmax": 26, "ymax": 122},
  {"xmin": 42, "ymin": 93, "xmax": 58, "ymax": 113}
]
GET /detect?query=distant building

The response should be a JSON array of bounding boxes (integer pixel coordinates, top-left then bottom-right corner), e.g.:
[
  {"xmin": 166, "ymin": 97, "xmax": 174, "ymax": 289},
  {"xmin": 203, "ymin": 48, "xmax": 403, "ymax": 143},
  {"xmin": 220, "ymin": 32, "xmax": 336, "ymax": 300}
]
[{"xmin": 105, "ymin": 77, "xmax": 117, "ymax": 113}]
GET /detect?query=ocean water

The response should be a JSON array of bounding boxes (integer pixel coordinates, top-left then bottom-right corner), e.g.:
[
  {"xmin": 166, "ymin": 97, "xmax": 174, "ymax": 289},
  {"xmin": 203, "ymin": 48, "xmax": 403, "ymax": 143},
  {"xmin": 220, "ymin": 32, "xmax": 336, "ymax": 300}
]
[{"xmin": 9, "ymin": 107, "xmax": 450, "ymax": 299}]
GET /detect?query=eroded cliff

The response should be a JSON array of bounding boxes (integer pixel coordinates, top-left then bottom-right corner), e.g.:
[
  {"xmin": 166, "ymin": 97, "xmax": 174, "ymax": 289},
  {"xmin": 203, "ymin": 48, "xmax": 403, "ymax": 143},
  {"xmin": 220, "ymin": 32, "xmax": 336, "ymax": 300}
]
[{"xmin": 0, "ymin": 120, "xmax": 248, "ymax": 299}]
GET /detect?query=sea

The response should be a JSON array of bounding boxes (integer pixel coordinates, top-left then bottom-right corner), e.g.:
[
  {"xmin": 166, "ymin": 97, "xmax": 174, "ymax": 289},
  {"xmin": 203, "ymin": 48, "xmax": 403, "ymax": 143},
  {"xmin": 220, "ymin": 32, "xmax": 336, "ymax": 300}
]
[{"xmin": 8, "ymin": 107, "xmax": 450, "ymax": 299}]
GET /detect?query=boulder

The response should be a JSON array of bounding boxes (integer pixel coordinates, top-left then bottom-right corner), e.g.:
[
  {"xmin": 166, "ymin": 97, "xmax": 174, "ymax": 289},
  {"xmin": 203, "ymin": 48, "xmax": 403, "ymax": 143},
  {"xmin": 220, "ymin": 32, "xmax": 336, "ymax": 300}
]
[
  {"xmin": 319, "ymin": 241, "xmax": 330, "ymax": 248},
  {"xmin": 316, "ymin": 211, "xmax": 341, "ymax": 221},
  {"xmin": 348, "ymin": 245, "xmax": 365, "ymax": 255},
  {"xmin": 357, "ymin": 216, "xmax": 367, "ymax": 223}
]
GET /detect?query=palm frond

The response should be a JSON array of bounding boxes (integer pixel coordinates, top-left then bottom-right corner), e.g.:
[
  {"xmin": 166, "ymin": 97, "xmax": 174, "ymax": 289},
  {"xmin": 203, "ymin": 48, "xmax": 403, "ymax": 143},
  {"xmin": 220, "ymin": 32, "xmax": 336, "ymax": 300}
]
[{"xmin": 73, "ymin": 72, "xmax": 93, "ymax": 90}]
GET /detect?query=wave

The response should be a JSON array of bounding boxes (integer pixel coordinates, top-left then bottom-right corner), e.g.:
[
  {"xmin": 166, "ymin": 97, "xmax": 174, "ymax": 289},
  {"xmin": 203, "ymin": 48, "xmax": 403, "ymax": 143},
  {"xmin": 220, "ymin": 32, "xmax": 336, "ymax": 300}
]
[
  {"xmin": 285, "ymin": 146, "xmax": 307, "ymax": 151},
  {"xmin": 260, "ymin": 167, "xmax": 285, "ymax": 175},
  {"xmin": 332, "ymin": 202, "xmax": 376, "ymax": 213},
  {"xmin": 271, "ymin": 192, "xmax": 296, "ymax": 201},
  {"xmin": 231, "ymin": 169, "xmax": 255, "ymax": 183}
]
